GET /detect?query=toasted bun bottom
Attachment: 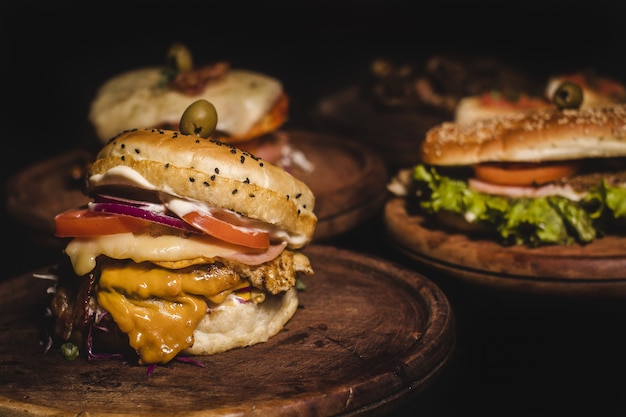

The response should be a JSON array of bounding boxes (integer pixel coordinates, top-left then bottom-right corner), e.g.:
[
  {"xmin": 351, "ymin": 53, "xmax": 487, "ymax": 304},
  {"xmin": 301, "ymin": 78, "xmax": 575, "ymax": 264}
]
[{"xmin": 184, "ymin": 286, "xmax": 298, "ymax": 356}]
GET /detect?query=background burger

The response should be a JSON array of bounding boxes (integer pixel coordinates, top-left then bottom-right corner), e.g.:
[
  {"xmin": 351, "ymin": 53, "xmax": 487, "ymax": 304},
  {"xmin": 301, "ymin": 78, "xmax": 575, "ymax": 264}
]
[
  {"xmin": 47, "ymin": 115, "xmax": 317, "ymax": 366},
  {"xmin": 388, "ymin": 94, "xmax": 626, "ymax": 247},
  {"xmin": 89, "ymin": 43, "xmax": 313, "ymax": 172},
  {"xmin": 545, "ymin": 70, "xmax": 626, "ymax": 110},
  {"xmin": 453, "ymin": 89, "xmax": 552, "ymax": 125}
]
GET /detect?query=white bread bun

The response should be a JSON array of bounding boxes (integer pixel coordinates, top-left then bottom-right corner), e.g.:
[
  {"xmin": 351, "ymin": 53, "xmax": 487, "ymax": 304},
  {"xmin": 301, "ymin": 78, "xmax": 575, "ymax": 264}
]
[
  {"xmin": 87, "ymin": 128, "xmax": 317, "ymax": 248},
  {"xmin": 89, "ymin": 67, "xmax": 288, "ymax": 144},
  {"xmin": 545, "ymin": 72, "xmax": 626, "ymax": 109},
  {"xmin": 454, "ymin": 93, "xmax": 552, "ymax": 125},
  {"xmin": 421, "ymin": 104, "xmax": 626, "ymax": 165},
  {"xmin": 185, "ymin": 286, "xmax": 298, "ymax": 356}
]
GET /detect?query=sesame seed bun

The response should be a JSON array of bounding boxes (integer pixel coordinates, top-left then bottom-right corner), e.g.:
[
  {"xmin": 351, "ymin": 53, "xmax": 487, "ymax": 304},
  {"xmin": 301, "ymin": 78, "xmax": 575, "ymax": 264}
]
[
  {"xmin": 421, "ymin": 104, "xmax": 626, "ymax": 166},
  {"xmin": 88, "ymin": 128, "xmax": 317, "ymax": 248}
]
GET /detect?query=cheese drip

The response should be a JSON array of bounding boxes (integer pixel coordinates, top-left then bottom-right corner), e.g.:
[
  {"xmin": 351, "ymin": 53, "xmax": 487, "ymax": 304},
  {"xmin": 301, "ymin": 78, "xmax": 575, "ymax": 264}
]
[{"xmin": 97, "ymin": 262, "xmax": 245, "ymax": 365}]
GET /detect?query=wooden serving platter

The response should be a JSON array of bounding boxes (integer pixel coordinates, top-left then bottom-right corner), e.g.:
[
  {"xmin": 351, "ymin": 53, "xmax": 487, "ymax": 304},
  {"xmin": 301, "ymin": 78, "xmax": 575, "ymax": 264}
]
[
  {"xmin": 313, "ymin": 86, "xmax": 448, "ymax": 170},
  {"xmin": 384, "ymin": 197, "xmax": 626, "ymax": 297},
  {"xmin": 0, "ymin": 245, "xmax": 455, "ymax": 417},
  {"xmin": 5, "ymin": 130, "xmax": 388, "ymax": 248}
]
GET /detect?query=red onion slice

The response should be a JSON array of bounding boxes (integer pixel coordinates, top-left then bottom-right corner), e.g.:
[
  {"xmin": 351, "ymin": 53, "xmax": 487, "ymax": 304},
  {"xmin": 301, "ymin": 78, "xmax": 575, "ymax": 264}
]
[{"xmin": 89, "ymin": 202, "xmax": 199, "ymax": 233}]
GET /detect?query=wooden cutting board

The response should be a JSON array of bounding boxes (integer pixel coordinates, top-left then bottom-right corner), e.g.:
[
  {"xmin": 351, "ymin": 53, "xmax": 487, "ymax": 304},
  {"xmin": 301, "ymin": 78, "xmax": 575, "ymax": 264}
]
[
  {"xmin": 0, "ymin": 245, "xmax": 455, "ymax": 417},
  {"xmin": 384, "ymin": 197, "xmax": 626, "ymax": 297},
  {"xmin": 5, "ymin": 130, "xmax": 388, "ymax": 248},
  {"xmin": 313, "ymin": 86, "xmax": 448, "ymax": 170}
]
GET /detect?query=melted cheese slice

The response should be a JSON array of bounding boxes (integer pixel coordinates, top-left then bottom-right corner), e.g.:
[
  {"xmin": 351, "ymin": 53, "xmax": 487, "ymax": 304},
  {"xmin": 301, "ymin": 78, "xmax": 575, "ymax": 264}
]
[
  {"xmin": 65, "ymin": 232, "xmax": 286, "ymax": 276},
  {"xmin": 97, "ymin": 262, "xmax": 245, "ymax": 364},
  {"xmin": 89, "ymin": 68, "xmax": 283, "ymax": 142}
]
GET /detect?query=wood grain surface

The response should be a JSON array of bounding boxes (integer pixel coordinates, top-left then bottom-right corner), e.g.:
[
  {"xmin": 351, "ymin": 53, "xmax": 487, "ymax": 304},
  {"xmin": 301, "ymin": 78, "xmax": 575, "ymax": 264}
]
[
  {"xmin": 5, "ymin": 130, "xmax": 388, "ymax": 248},
  {"xmin": 0, "ymin": 245, "xmax": 454, "ymax": 417},
  {"xmin": 384, "ymin": 197, "xmax": 626, "ymax": 297},
  {"xmin": 313, "ymin": 86, "xmax": 448, "ymax": 170}
]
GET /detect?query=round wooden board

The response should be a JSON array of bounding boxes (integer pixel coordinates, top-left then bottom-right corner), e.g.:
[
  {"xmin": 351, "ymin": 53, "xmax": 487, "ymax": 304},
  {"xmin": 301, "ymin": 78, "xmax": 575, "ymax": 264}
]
[
  {"xmin": 0, "ymin": 244, "xmax": 454, "ymax": 417},
  {"xmin": 5, "ymin": 130, "xmax": 388, "ymax": 248},
  {"xmin": 283, "ymin": 129, "xmax": 388, "ymax": 241},
  {"xmin": 312, "ymin": 86, "xmax": 448, "ymax": 170},
  {"xmin": 384, "ymin": 197, "xmax": 626, "ymax": 297}
]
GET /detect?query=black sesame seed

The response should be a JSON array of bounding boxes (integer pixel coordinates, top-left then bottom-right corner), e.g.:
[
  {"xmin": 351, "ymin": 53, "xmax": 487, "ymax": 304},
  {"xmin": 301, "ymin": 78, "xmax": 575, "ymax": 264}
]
[
  {"xmin": 135, "ymin": 148, "xmax": 140, "ymax": 154},
  {"xmin": 121, "ymin": 144, "xmax": 126, "ymax": 149},
  {"xmin": 203, "ymin": 181, "xmax": 210, "ymax": 187},
  {"xmin": 196, "ymin": 139, "xmax": 200, "ymax": 143},
  {"xmin": 296, "ymin": 193, "xmax": 302, "ymax": 199},
  {"xmin": 240, "ymin": 156, "xmax": 245, "ymax": 164},
  {"xmin": 249, "ymin": 194, "xmax": 255, "ymax": 198},
  {"xmin": 232, "ymin": 189, "xmax": 238, "ymax": 195},
  {"xmin": 165, "ymin": 163, "xmax": 170, "ymax": 168},
  {"xmin": 298, "ymin": 209, "xmax": 301, "ymax": 214},
  {"xmin": 231, "ymin": 149, "xmax": 237, "ymax": 154},
  {"xmin": 189, "ymin": 177, "xmax": 195, "ymax": 182},
  {"xmin": 286, "ymin": 195, "xmax": 290, "ymax": 200},
  {"xmin": 215, "ymin": 168, "xmax": 220, "ymax": 174},
  {"xmin": 303, "ymin": 205, "xmax": 307, "ymax": 209},
  {"xmin": 210, "ymin": 175, "xmax": 216, "ymax": 181},
  {"xmin": 121, "ymin": 155, "xmax": 125, "ymax": 161},
  {"xmin": 259, "ymin": 162, "xmax": 264, "ymax": 167},
  {"xmin": 244, "ymin": 178, "xmax": 250, "ymax": 184}
]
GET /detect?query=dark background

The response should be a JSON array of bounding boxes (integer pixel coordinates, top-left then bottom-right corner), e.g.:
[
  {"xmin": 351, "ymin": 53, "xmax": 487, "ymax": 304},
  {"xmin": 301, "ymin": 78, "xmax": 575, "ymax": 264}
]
[{"xmin": 3, "ymin": 1, "xmax": 626, "ymax": 416}]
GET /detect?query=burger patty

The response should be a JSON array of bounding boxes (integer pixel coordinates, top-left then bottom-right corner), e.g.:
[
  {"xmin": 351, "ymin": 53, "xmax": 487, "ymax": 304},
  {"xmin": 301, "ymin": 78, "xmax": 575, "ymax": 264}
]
[
  {"xmin": 48, "ymin": 250, "xmax": 313, "ymax": 345},
  {"xmin": 557, "ymin": 159, "xmax": 626, "ymax": 193}
]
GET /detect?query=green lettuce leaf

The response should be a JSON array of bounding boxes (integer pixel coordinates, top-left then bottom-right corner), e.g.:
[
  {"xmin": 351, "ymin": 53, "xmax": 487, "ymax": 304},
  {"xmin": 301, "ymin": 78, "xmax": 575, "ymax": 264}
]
[{"xmin": 411, "ymin": 164, "xmax": 626, "ymax": 246}]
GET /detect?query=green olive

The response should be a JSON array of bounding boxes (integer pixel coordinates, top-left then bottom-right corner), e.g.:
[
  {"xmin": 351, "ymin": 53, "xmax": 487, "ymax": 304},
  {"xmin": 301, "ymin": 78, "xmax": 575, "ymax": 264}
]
[
  {"xmin": 166, "ymin": 42, "xmax": 193, "ymax": 73},
  {"xmin": 553, "ymin": 81, "xmax": 584, "ymax": 109},
  {"xmin": 180, "ymin": 99, "xmax": 218, "ymax": 138}
]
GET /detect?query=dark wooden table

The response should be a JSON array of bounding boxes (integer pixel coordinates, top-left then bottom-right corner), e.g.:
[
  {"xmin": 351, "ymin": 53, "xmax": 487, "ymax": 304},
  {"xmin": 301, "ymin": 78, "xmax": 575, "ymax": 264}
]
[{"xmin": 3, "ymin": 2, "xmax": 626, "ymax": 415}]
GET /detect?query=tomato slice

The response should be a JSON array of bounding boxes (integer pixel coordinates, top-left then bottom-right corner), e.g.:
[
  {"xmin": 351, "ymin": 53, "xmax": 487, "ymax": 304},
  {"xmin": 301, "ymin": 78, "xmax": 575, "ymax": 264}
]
[
  {"xmin": 472, "ymin": 161, "xmax": 582, "ymax": 186},
  {"xmin": 181, "ymin": 212, "xmax": 270, "ymax": 249},
  {"xmin": 55, "ymin": 208, "xmax": 151, "ymax": 237}
]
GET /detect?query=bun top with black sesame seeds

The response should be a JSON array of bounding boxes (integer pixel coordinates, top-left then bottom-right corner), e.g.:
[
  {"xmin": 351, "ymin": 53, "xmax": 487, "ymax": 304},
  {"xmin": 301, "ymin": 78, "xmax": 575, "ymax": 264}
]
[
  {"xmin": 421, "ymin": 104, "xmax": 626, "ymax": 166},
  {"xmin": 87, "ymin": 128, "xmax": 317, "ymax": 248}
]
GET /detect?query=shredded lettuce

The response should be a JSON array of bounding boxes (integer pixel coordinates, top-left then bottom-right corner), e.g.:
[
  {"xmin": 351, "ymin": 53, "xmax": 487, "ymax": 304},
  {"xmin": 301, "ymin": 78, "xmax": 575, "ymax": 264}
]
[{"xmin": 411, "ymin": 164, "xmax": 626, "ymax": 246}]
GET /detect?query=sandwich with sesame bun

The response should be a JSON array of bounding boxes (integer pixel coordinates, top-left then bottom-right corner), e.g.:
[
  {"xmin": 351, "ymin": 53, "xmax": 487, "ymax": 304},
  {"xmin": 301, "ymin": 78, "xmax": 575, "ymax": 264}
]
[
  {"xmin": 46, "ymin": 101, "xmax": 317, "ymax": 366},
  {"xmin": 89, "ymin": 43, "xmax": 313, "ymax": 172},
  {"xmin": 387, "ymin": 91, "xmax": 626, "ymax": 247}
]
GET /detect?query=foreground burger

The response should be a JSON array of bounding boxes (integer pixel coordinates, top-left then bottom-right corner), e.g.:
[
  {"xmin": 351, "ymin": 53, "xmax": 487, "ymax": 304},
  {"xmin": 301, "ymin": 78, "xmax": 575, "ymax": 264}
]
[
  {"xmin": 89, "ymin": 43, "xmax": 312, "ymax": 171},
  {"xmin": 388, "ymin": 101, "xmax": 626, "ymax": 246},
  {"xmin": 47, "ymin": 122, "xmax": 317, "ymax": 365}
]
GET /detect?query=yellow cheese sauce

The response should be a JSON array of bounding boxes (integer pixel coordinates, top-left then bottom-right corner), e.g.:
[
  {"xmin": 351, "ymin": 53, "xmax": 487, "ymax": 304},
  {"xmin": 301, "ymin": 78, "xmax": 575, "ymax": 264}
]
[{"xmin": 97, "ymin": 262, "xmax": 245, "ymax": 364}]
